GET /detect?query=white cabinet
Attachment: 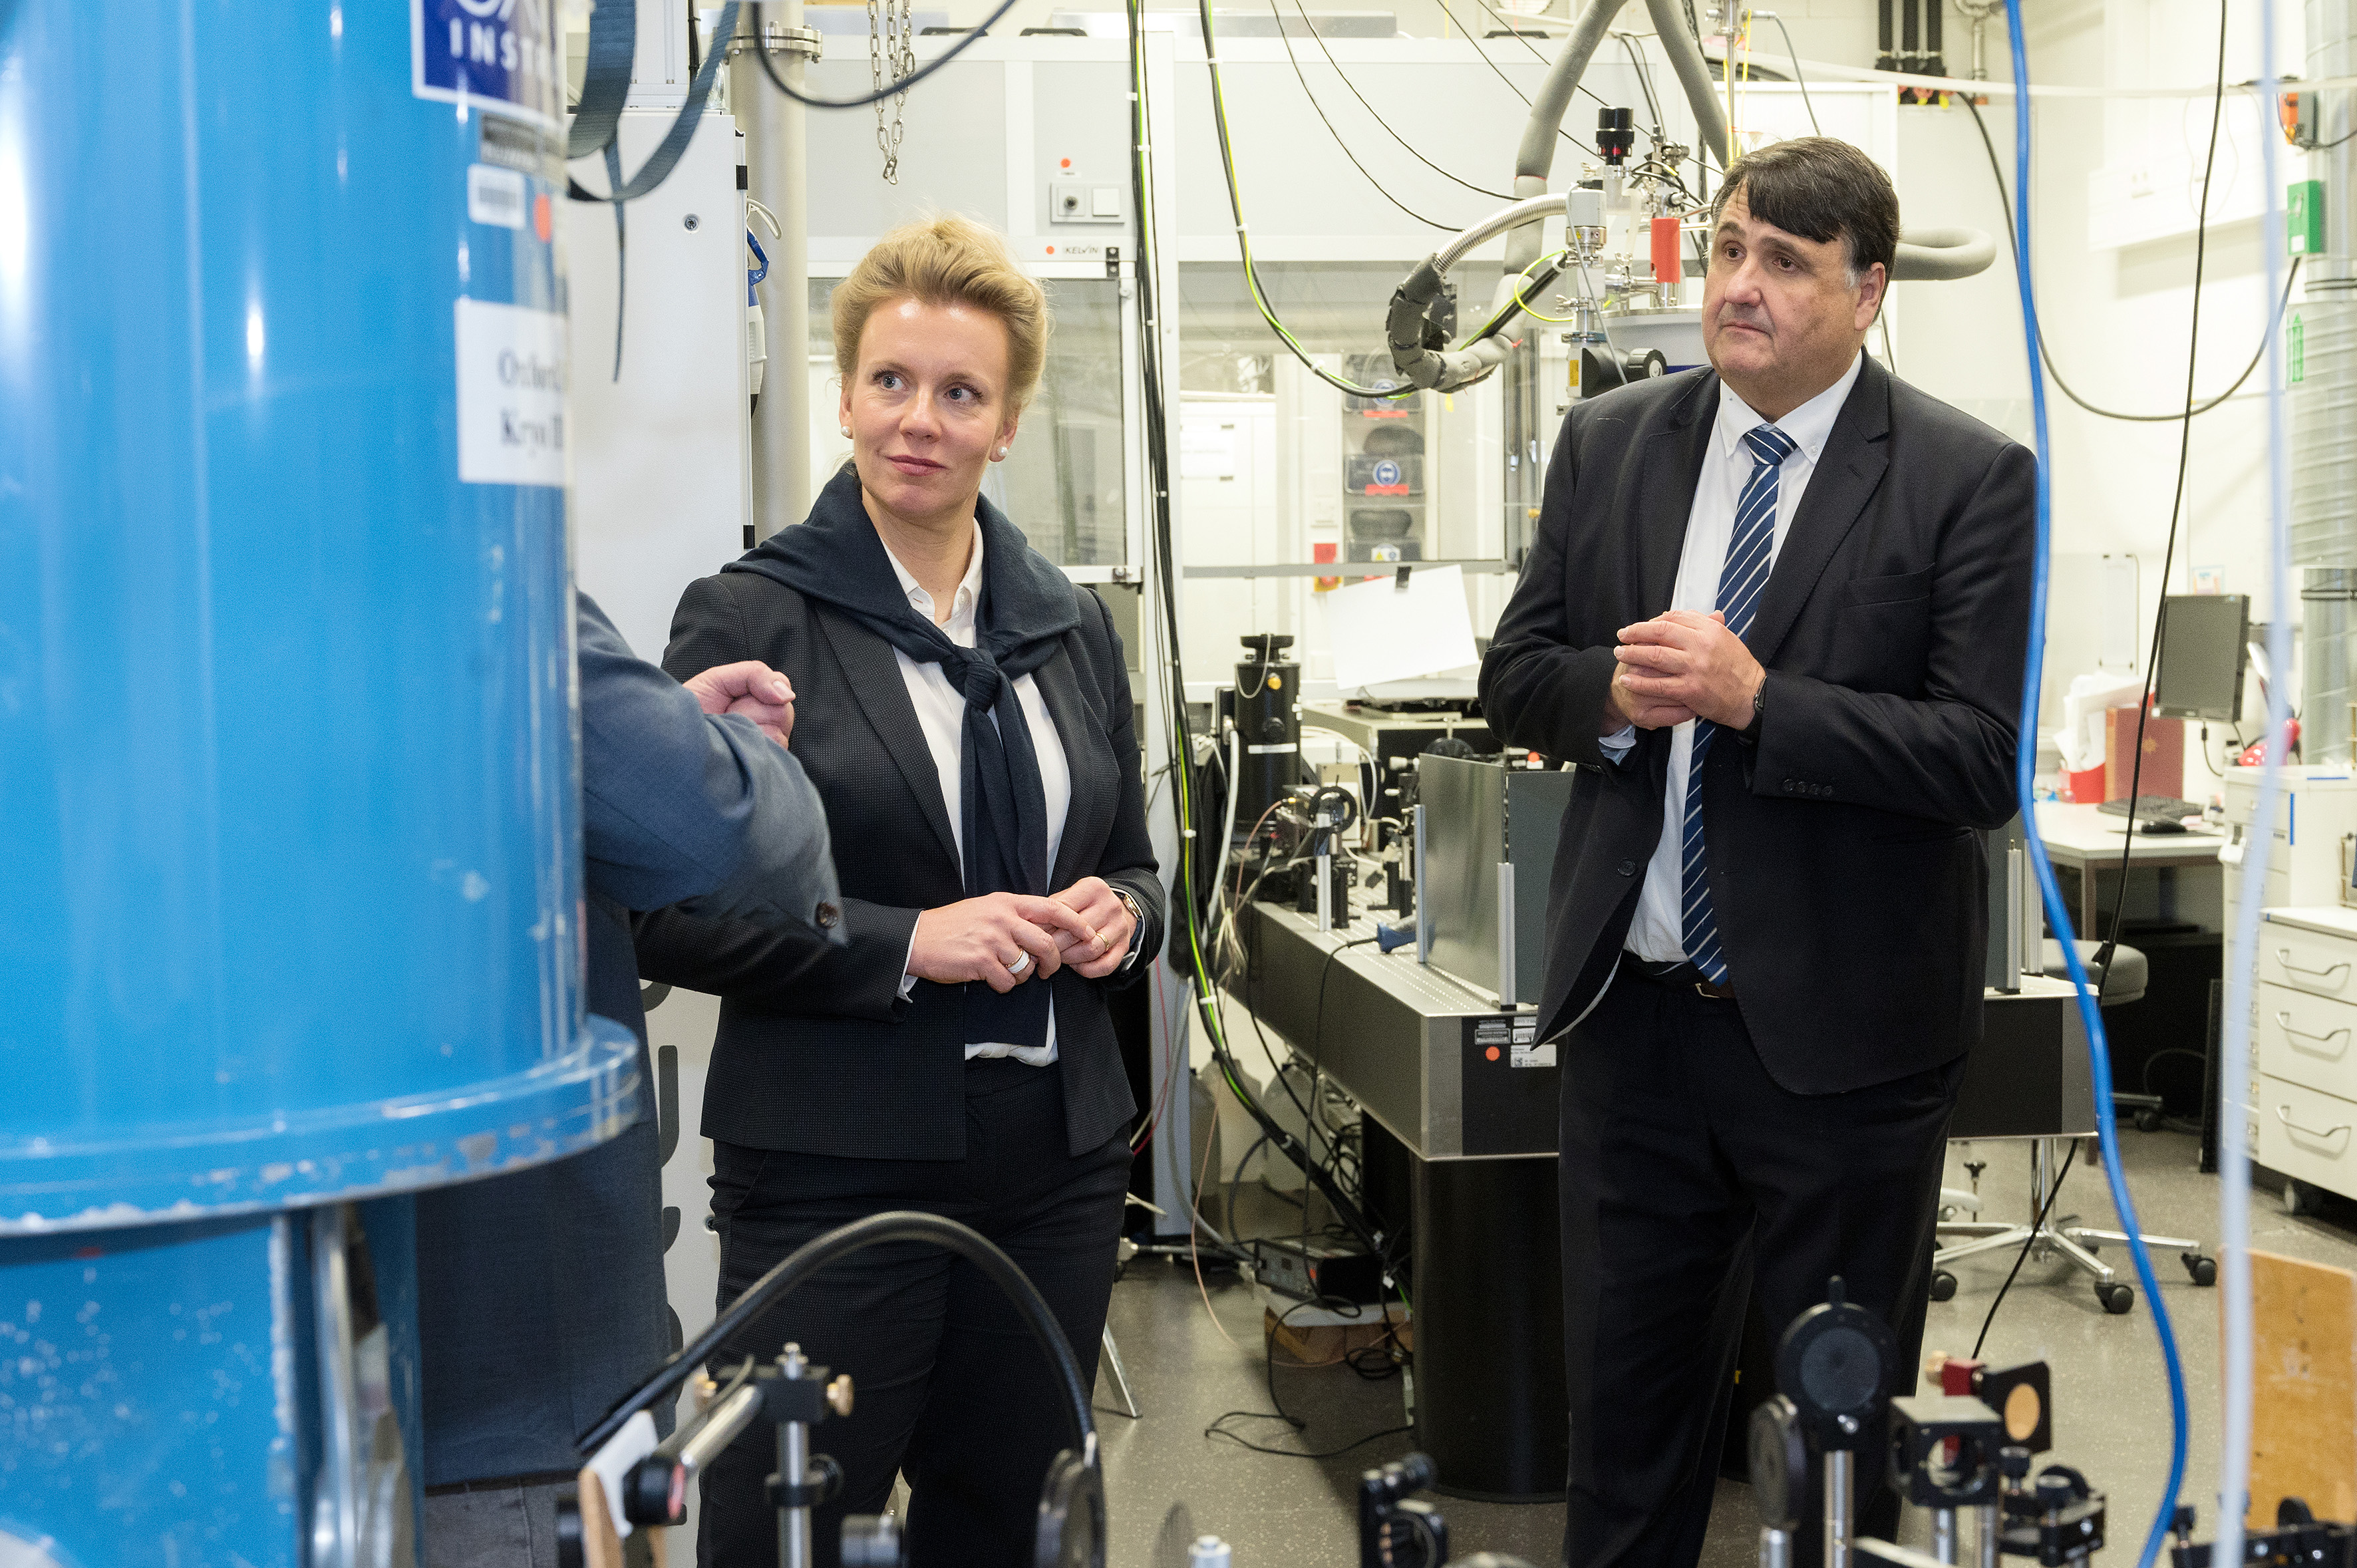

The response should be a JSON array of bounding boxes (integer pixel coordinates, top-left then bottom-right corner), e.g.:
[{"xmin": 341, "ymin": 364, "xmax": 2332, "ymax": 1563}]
[{"xmin": 2255, "ymin": 908, "xmax": 2357, "ymax": 1202}]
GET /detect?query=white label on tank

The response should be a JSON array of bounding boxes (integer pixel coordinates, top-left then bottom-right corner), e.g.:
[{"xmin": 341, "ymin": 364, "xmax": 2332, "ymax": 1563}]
[
  {"xmin": 455, "ymin": 298, "xmax": 565, "ymax": 486},
  {"xmin": 466, "ymin": 164, "xmax": 526, "ymax": 230}
]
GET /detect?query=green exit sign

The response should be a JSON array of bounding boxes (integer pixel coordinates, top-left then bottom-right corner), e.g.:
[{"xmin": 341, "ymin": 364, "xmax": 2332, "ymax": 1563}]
[{"xmin": 2291, "ymin": 180, "xmax": 2326, "ymax": 255}]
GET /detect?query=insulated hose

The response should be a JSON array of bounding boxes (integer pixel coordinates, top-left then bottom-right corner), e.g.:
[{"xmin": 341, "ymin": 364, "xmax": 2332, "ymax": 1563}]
[{"xmin": 1387, "ymin": 0, "xmax": 1993, "ymax": 391}]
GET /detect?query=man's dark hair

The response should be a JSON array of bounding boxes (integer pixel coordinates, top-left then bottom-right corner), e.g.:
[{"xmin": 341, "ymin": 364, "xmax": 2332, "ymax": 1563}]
[{"xmin": 1712, "ymin": 137, "xmax": 1899, "ymax": 282}]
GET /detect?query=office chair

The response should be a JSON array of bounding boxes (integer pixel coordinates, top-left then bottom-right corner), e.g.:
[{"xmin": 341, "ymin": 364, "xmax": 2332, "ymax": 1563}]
[{"xmin": 1933, "ymin": 937, "xmax": 2215, "ymax": 1315}]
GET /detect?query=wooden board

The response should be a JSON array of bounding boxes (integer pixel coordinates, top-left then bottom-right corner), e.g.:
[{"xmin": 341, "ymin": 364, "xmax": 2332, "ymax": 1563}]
[
  {"xmin": 2249, "ymin": 1249, "xmax": 2357, "ymax": 1527},
  {"xmin": 576, "ymin": 1469, "xmax": 669, "ymax": 1568}
]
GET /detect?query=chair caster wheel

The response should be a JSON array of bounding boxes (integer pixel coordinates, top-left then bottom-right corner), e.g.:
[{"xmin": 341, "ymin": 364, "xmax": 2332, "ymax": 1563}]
[
  {"xmin": 1931, "ymin": 1269, "xmax": 1958, "ymax": 1303},
  {"xmin": 2184, "ymin": 1253, "xmax": 2217, "ymax": 1287},
  {"xmin": 2136, "ymin": 1108, "xmax": 2165, "ymax": 1133},
  {"xmin": 2284, "ymin": 1179, "xmax": 2319, "ymax": 1216},
  {"xmin": 2097, "ymin": 1281, "xmax": 2135, "ymax": 1315}
]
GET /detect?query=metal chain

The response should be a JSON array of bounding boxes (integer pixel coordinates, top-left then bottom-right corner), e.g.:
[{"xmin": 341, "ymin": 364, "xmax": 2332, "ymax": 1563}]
[{"xmin": 867, "ymin": 0, "xmax": 911, "ymax": 182}]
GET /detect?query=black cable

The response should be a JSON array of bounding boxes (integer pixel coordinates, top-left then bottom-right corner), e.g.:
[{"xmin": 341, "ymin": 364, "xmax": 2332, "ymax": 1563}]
[
  {"xmin": 1262, "ymin": 0, "xmax": 1469, "ymax": 230},
  {"xmin": 1303, "ymin": 932, "xmax": 1380, "ymax": 1280},
  {"xmin": 1424, "ymin": 0, "xmax": 1603, "ymax": 158},
  {"xmin": 1962, "ymin": 92, "xmax": 2299, "ymax": 423},
  {"xmin": 1284, "ymin": 0, "xmax": 1515, "ymax": 200},
  {"xmin": 1462, "ymin": 0, "xmax": 1618, "ymax": 121},
  {"xmin": 579, "ymin": 1211, "xmax": 1095, "ymax": 1455},
  {"xmin": 1620, "ymin": 32, "xmax": 1667, "ymax": 138},
  {"xmin": 1970, "ymin": 1140, "xmax": 2078, "ymax": 1359},
  {"xmin": 2094, "ymin": 0, "xmax": 2229, "ymax": 993},
  {"xmin": 1761, "ymin": 13, "xmax": 1820, "ymax": 135},
  {"xmin": 1205, "ymin": 1301, "xmax": 1415, "ymax": 1458},
  {"xmin": 1127, "ymin": 0, "xmax": 1384, "ymax": 1267},
  {"xmin": 746, "ymin": 0, "xmax": 1021, "ymax": 108}
]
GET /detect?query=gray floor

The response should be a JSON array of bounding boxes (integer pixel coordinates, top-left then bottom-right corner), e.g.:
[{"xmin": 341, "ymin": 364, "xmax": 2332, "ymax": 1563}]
[{"xmin": 1090, "ymin": 1126, "xmax": 2357, "ymax": 1568}]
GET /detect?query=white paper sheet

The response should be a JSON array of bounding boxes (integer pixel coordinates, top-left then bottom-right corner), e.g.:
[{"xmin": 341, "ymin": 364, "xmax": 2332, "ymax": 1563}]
[{"xmin": 1317, "ymin": 564, "xmax": 1480, "ymax": 695}]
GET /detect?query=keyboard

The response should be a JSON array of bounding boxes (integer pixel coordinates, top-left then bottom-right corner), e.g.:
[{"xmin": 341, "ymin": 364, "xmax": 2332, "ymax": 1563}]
[{"xmin": 2096, "ymin": 794, "xmax": 2206, "ymax": 824}]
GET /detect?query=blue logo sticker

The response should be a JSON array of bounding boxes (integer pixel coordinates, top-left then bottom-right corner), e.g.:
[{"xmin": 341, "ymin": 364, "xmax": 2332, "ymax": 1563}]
[
  {"xmin": 412, "ymin": 0, "xmax": 563, "ymax": 129},
  {"xmin": 1372, "ymin": 459, "xmax": 1402, "ymax": 487}
]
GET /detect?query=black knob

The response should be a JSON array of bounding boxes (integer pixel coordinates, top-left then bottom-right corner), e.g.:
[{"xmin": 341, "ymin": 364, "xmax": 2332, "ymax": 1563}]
[
  {"xmin": 622, "ymin": 1460, "xmax": 682, "ymax": 1526},
  {"xmin": 1998, "ymin": 1446, "xmax": 2034, "ymax": 1481},
  {"xmin": 1597, "ymin": 106, "xmax": 1635, "ymax": 164},
  {"xmin": 2034, "ymin": 1473, "xmax": 2076, "ymax": 1514}
]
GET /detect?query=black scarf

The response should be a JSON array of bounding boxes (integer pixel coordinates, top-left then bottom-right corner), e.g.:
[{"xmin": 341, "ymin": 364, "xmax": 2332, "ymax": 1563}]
[{"xmin": 727, "ymin": 466, "xmax": 1080, "ymax": 1048}]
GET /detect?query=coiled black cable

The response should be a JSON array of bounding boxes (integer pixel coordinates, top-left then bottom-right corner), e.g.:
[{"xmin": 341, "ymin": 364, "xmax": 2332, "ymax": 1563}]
[{"xmin": 579, "ymin": 1211, "xmax": 1094, "ymax": 1456}]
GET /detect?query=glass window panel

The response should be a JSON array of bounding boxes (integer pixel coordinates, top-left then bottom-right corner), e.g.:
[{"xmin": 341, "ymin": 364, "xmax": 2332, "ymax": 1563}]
[{"xmin": 1176, "ymin": 259, "xmax": 1505, "ymax": 388}]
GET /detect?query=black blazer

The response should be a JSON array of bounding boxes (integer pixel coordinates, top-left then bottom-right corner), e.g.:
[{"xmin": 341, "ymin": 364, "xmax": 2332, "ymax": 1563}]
[
  {"xmin": 1480, "ymin": 358, "xmax": 2035, "ymax": 1094},
  {"xmin": 633, "ymin": 563, "xmax": 1164, "ymax": 1160}
]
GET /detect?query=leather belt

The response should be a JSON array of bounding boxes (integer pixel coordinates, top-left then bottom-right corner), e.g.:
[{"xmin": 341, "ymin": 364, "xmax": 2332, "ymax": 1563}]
[
  {"xmin": 1629, "ymin": 957, "xmax": 1737, "ymax": 1002},
  {"xmin": 424, "ymin": 1469, "xmax": 581, "ymax": 1497}
]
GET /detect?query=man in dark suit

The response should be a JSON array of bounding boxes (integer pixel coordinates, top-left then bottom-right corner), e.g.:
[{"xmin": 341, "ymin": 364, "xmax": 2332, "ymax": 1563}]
[
  {"xmin": 1478, "ymin": 137, "xmax": 2034, "ymax": 1568},
  {"xmin": 416, "ymin": 593, "xmax": 841, "ymax": 1567}
]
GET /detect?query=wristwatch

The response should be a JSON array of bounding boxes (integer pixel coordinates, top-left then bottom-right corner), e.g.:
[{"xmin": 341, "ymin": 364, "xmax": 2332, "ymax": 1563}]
[
  {"xmin": 1740, "ymin": 677, "xmax": 1767, "ymax": 742},
  {"xmin": 1110, "ymin": 887, "xmax": 1147, "ymax": 971}
]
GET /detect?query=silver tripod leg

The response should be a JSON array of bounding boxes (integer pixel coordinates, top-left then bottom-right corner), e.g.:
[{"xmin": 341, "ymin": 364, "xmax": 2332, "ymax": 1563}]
[{"xmin": 1101, "ymin": 1323, "xmax": 1140, "ymax": 1419}]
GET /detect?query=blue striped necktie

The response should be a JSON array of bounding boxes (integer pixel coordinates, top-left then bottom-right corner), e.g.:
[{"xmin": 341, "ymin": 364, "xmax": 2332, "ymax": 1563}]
[{"xmin": 1680, "ymin": 422, "xmax": 1797, "ymax": 983}]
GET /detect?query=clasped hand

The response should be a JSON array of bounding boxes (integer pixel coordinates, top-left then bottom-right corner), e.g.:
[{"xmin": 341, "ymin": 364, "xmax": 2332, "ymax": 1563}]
[
  {"xmin": 909, "ymin": 876, "xmax": 1138, "ymax": 994},
  {"xmin": 685, "ymin": 661, "xmax": 797, "ymax": 748},
  {"xmin": 1603, "ymin": 609, "xmax": 1764, "ymax": 734}
]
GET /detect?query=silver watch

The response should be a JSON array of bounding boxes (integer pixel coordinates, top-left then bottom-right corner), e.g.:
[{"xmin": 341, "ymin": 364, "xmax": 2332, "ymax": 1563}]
[{"xmin": 1110, "ymin": 887, "xmax": 1146, "ymax": 971}]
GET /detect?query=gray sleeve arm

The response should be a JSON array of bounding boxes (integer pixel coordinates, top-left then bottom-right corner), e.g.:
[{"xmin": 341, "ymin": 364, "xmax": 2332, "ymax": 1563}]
[{"xmin": 575, "ymin": 592, "xmax": 843, "ymax": 937}]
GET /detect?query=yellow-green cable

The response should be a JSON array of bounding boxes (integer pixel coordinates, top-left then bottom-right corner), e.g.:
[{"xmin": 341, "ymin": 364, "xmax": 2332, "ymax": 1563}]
[
  {"xmin": 1508, "ymin": 247, "xmax": 1578, "ymax": 327},
  {"xmin": 1195, "ymin": 0, "xmax": 1416, "ymax": 400}
]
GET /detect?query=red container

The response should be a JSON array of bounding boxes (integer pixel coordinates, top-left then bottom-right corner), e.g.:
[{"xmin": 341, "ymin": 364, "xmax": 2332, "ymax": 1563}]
[
  {"xmin": 1651, "ymin": 215, "xmax": 1682, "ymax": 298},
  {"xmin": 2060, "ymin": 766, "xmax": 2107, "ymax": 804}
]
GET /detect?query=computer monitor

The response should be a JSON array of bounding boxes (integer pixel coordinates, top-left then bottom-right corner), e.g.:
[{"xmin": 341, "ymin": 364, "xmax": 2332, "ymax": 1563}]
[{"xmin": 2154, "ymin": 593, "xmax": 2250, "ymax": 722}]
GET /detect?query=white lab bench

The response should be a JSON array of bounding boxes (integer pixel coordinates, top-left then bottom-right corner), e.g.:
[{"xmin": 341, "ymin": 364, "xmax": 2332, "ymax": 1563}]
[{"xmin": 2032, "ymin": 801, "xmax": 2227, "ymax": 935}]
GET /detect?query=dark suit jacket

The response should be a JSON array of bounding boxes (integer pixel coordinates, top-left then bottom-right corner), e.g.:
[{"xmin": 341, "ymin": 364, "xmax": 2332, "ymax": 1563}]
[
  {"xmin": 416, "ymin": 593, "xmax": 841, "ymax": 1484},
  {"xmin": 633, "ymin": 565, "xmax": 1166, "ymax": 1161},
  {"xmin": 1480, "ymin": 358, "xmax": 2035, "ymax": 1094}
]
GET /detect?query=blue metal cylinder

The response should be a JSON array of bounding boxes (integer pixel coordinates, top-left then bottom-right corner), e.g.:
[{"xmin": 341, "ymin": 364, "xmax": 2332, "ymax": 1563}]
[{"xmin": 0, "ymin": 2, "xmax": 635, "ymax": 1230}]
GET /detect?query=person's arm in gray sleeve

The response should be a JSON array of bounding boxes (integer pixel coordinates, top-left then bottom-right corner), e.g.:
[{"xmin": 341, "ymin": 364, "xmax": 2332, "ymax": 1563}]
[{"xmin": 576, "ymin": 593, "xmax": 842, "ymax": 937}]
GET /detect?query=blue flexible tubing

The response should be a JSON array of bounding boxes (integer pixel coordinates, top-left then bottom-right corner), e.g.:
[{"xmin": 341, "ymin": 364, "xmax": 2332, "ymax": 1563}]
[{"xmin": 1998, "ymin": 5, "xmax": 2191, "ymax": 1563}]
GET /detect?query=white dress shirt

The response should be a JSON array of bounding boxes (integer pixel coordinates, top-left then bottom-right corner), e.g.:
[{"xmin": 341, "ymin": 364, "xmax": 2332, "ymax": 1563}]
[
  {"xmin": 1605, "ymin": 351, "xmax": 1865, "ymax": 964},
  {"xmin": 885, "ymin": 527, "xmax": 1072, "ymax": 1064}
]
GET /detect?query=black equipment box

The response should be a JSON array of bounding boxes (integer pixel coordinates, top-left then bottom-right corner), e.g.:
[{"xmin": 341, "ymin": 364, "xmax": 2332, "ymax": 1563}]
[{"xmin": 1257, "ymin": 1237, "xmax": 1385, "ymax": 1305}]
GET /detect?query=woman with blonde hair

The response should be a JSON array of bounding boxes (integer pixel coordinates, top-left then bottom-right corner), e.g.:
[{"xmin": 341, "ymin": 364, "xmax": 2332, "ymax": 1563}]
[{"xmin": 633, "ymin": 214, "xmax": 1162, "ymax": 1567}]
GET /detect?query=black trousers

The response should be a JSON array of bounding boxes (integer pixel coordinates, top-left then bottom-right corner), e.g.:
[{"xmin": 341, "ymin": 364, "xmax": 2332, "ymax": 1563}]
[
  {"xmin": 697, "ymin": 1056, "xmax": 1130, "ymax": 1568},
  {"xmin": 1558, "ymin": 965, "xmax": 1966, "ymax": 1568}
]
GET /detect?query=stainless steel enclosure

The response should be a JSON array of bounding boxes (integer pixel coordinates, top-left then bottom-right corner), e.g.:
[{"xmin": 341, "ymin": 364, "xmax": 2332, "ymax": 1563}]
[{"xmin": 1420, "ymin": 754, "xmax": 1575, "ymax": 1008}]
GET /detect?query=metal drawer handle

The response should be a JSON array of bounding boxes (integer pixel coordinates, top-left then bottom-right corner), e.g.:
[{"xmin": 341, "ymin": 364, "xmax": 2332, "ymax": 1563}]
[
  {"xmin": 2275, "ymin": 1104, "xmax": 2354, "ymax": 1147},
  {"xmin": 2275, "ymin": 949, "xmax": 2352, "ymax": 984},
  {"xmin": 2275, "ymin": 1013, "xmax": 2353, "ymax": 1055}
]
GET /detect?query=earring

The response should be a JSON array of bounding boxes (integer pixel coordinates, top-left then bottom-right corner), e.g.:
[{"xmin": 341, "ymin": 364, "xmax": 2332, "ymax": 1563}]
[
  {"xmin": 993, "ymin": 447, "xmax": 1008, "ymax": 460},
  {"xmin": 840, "ymin": 426, "xmax": 852, "ymax": 438}
]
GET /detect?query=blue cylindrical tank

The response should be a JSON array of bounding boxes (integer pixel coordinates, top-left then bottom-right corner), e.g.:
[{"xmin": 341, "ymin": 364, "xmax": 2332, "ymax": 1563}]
[{"xmin": 0, "ymin": 2, "xmax": 635, "ymax": 1229}]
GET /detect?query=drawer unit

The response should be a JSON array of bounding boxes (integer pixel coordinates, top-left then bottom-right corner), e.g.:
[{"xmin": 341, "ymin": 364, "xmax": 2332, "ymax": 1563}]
[
  {"xmin": 2257, "ymin": 981, "xmax": 2357, "ymax": 1101},
  {"xmin": 2255, "ymin": 1074, "xmax": 2357, "ymax": 1197},
  {"xmin": 2261, "ymin": 919, "xmax": 2357, "ymax": 999}
]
